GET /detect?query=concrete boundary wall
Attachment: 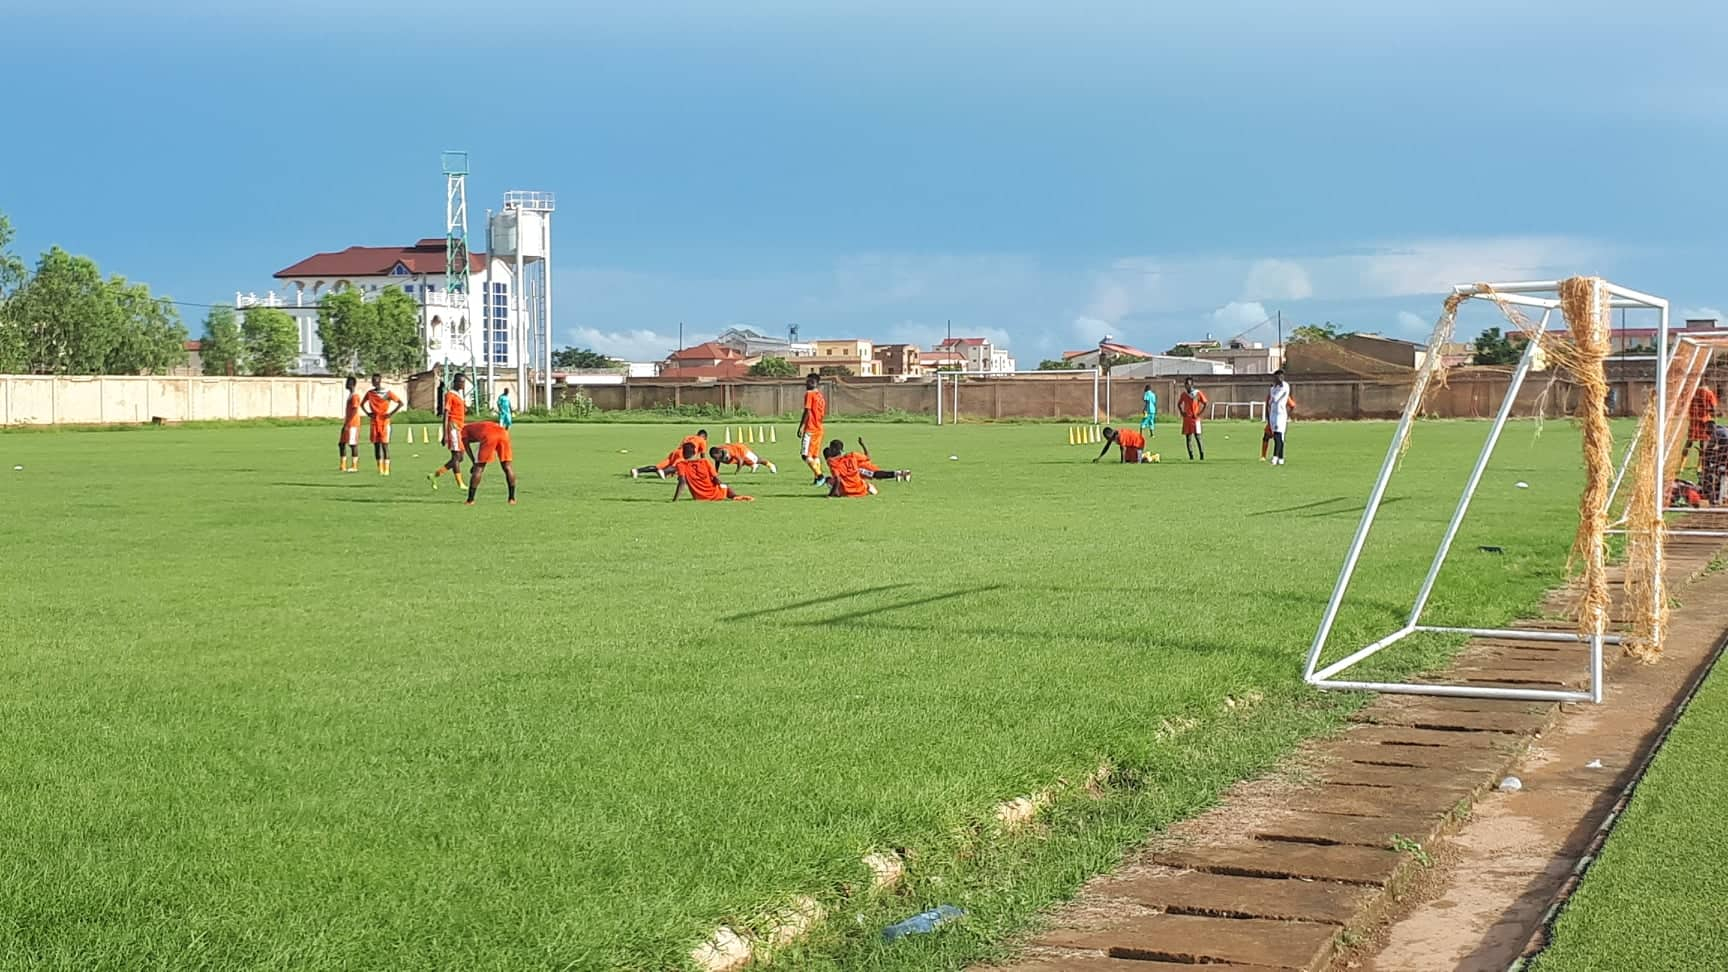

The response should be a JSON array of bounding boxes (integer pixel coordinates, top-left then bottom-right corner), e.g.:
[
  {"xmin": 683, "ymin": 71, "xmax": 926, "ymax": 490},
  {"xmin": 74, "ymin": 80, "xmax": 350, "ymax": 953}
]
[
  {"xmin": 0, "ymin": 375, "xmax": 352, "ymax": 426},
  {"xmin": 568, "ymin": 372, "xmax": 1654, "ymax": 422}
]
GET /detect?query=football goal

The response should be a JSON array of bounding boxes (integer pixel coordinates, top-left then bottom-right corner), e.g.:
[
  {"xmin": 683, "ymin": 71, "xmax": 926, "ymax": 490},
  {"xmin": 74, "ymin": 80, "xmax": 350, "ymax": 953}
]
[
  {"xmin": 1606, "ymin": 331, "xmax": 1728, "ymax": 539},
  {"xmin": 1302, "ymin": 277, "xmax": 1671, "ymax": 704}
]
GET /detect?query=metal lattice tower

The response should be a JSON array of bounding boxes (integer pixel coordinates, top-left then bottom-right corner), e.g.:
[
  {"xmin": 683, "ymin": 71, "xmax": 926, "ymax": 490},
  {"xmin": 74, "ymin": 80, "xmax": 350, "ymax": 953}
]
[{"xmin": 442, "ymin": 151, "xmax": 470, "ymax": 296}]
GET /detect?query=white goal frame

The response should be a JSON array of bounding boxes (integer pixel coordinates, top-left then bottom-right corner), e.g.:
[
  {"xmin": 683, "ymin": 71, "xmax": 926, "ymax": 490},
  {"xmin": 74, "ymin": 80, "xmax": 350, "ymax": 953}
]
[
  {"xmin": 1209, "ymin": 400, "xmax": 1265, "ymax": 422},
  {"xmin": 1302, "ymin": 279, "xmax": 1669, "ymax": 705},
  {"xmin": 934, "ymin": 368, "xmax": 1102, "ymax": 425}
]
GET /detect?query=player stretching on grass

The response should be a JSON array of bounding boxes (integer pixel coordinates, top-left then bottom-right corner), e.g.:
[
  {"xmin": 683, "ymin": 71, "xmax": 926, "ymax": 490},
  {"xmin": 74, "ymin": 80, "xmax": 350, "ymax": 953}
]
[
  {"xmin": 824, "ymin": 438, "xmax": 909, "ymax": 497},
  {"xmin": 1264, "ymin": 370, "xmax": 1292, "ymax": 466},
  {"xmin": 631, "ymin": 430, "xmax": 710, "ymax": 478},
  {"xmin": 338, "ymin": 376, "xmax": 362, "ymax": 472},
  {"xmin": 363, "ymin": 374, "xmax": 404, "ymax": 475},
  {"xmin": 1177, "ymin": 377, "xmax": 1208, "ymax": 461},
  {"xmin": 459, "ymin": 421, "xmax": 517, "ymax": 506},
  {"xmin": 710, "ymin": 442, "xmax": 777, "ymax": 474},
  {"xmin": 429, "ymin": 373, "xmax": 468, "ymax": 490},
  {"xmin": 798, "ymin": 373, "xmax": 828, "ymax": 485},
  {"xmin": 1093, "ymin": 427, "xmax": 1152, "ymax": 463},
  {"xmin": 670, "ymin": 441, "xmax": 754, "ymax": 502}
]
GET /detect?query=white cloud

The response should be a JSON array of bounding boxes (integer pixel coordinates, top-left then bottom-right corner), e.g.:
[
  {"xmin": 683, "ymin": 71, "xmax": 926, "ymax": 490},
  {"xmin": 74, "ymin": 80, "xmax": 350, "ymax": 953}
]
[
  {"xmin": 1210, "ymin": 300, "xmax": 1269, "ymax": 329},
  {"xmin": 1682, "ymin": 306, "xmax": 1725, "ymax": 324},
  {"xmin": 1243, "ymin": 259, "xmax": 1313, "ymax": 301},
  {"xmin": 1395, "ymin": 311, "xmax": 1430, "ymax": 337},
  {"xmin": 1069, "ymin": 316, "xmax": 1116, "ymax": 346},
  {"xmin": 563, "ymin": 326, "xmax": 700, "ymax": 362}
]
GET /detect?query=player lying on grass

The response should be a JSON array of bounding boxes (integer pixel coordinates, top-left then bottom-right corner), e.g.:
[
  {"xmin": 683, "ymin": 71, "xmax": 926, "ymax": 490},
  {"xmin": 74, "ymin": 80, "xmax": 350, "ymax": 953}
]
[
  {"xmin": 824, "ymin": 438, "xmax": 909, "ymax": 497},
  {"xmin": 631, "ymin": 429, "xmax": 710, "ymax": 479},
  {"xmin": 459, "ymin": 420, "xmax": 517, "ymax": 506},
  {"xmin": 709, "ymin": 442, "xmax": 777, "ymax": 474},
  {"xmin": 669, "ymin": 441, "xmax": 754, "ymax": 502},
  {"xmin": 430, "ymin": 373, "xmax": 469, "ymax": 489},
  {"xmin": 1093, "ymin": 427, "xmax": 1152, "ymax": 463},
  {"xmin": 363, "ymin": 373, "xmax": 404, "ymax": 475}
]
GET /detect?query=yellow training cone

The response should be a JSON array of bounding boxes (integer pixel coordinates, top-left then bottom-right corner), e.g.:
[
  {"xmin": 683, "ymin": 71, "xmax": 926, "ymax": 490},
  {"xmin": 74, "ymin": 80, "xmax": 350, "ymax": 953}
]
[
  {"xmin": 769, "ymin": 427, "xmax": 777, "ymax": 443},
  {"xmin": 724, "ymin": 426, "xmax": 732, "ymax": 443},
  {"xmin": 758, "ymin": 426, "xmax": 767, "ymax": 442}
]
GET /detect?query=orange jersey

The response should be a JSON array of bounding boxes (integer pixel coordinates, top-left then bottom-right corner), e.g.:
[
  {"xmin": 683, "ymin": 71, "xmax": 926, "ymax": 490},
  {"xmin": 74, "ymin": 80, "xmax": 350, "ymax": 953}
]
[
  {"xmin": 682, "ymin": 433, "xmax": 709, "ymax": 454},
  {"xmin": 716, "ymin": 442, "xmax": 754, "ymax": 464},
  {"xmin": 443, "ymin": 390, "xmax": 467, "ymax": 429},
  {"xmin": 363, "ymin": 389, "xmax": 401, "ymax": 424},
  {"xmin": 343, "ymin": 392, "xmax": 362, "ymax": 429},
  {"xmin": 1177, "ymin": 390, "xmax": 1208, "ymax": 419},
  {"xmin": 802, "ymin": 388, "xmax": 827, "ymax": 429},
  {"xmin": 674, "ymin": 456, "xmax": 731, "ymax": 501},
  {"xmin": 462, "ymin": 421, "xmax": 513, "ymax": 463},
  {"xmin": 826, "ymin": 451, "xmax": 872, "ymax": 497},
  {"xmin": 1116, "ymin": 429, "xmax": 1146, "ymax": 450}
]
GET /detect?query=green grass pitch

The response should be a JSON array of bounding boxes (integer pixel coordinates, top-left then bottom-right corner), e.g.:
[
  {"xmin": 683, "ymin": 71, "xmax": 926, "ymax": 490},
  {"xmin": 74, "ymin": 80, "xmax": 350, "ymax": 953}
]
[{"xmin": 0, "ymin": 419, "xmax": 1595, "ymax": 970}]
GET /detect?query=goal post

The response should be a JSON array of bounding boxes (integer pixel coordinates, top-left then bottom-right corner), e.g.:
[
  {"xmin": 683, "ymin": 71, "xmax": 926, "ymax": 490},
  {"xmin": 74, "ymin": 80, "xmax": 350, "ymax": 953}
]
[
  {"xmin": 1208, "ymin": 400, "xmax": 1265, "ymax": 422},
  {"xmin": 1302, "ymin": 277, "xmax": 1670, "ymax": 705},
  {"xmin": 1607, "ymin": 331, "xmax": 1728, "ymax": 538},
  {"xmin": 934, "ymin": 368, "xmax": 1102, "ymax": 425}
]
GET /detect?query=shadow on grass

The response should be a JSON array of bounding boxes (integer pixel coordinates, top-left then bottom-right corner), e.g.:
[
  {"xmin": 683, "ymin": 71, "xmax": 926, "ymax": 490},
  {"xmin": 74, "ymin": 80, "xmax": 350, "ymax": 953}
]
[
  {"xmin": 322, "ymin": 494, "xmax": 447, "ymax": 504},
  {"xmin": 805, "ymin": 584, "xmax": 1006, "ymax": 626},
  {"xmin": 1248, "ymin": 496, "xmax": 1350, "ymax": 517},
  {"xmin": 724, "ymin": 583, "xmax": 916, "ymax": 622},
  {"xmin": 1303, "ymin": 494, "xmax": 1408, "ymax": 518}
]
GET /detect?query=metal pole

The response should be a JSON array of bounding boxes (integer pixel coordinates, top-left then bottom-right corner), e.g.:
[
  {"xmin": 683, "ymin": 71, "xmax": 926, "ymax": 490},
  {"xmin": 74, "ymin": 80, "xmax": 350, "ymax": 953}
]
[
  {"xmin": 1091, "ymin": 368, "xmax": 1099, "ymax": 423},
  {"xmin": 483, "ymin": 209, "xmax": 494, "ymax": 405},
  {"xmin": 935, "ymin": 373, "xmax": 943, "ymax": 426},
  {"xmin": 1651, "ymin": 297, "xmax": 1669, "ymax": 650},
  {"xmin": 1406, "ymin": 319, "xmax": 1543, "ymax": 627},
  {"xmin": 1302, "ymin": 351, "xmax": 1445, "ymax": 681},
  {"xmin": 543, "ymin": 211, "xmax": 553, "ymax": 409}
]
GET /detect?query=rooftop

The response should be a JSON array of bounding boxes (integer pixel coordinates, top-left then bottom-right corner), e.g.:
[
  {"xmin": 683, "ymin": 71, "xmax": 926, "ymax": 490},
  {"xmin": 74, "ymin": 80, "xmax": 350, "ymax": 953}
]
[{"xmin": 275, "ymin": 239, "xmax": 487, "ymax": 279}]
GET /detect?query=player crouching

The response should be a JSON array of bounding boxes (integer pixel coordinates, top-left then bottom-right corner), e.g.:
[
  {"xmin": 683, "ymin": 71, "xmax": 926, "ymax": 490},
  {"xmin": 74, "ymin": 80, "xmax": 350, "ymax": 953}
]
[
  {"xmin": 1093, "ymin": 427, "xmax": 1156, "ymax": 464},
  {"xmin": 824, "ymin": 438, "xmax": 909, "ymax": 497},
  {"xmin": 459, "ymin": 421, "xmax": 517, "ymax": 506},
  {"xmin": 671, "ymin": 442, "xmax": 754, "ymax": 502},
  {"xmin": 710, "ymin": 442, "xmax": 777, "ymax": 474}
]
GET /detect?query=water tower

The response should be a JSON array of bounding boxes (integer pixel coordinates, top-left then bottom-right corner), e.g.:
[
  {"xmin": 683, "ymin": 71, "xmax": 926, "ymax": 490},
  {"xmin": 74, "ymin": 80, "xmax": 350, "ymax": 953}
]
[{"xmin": 486, "ymin": 191, "xmax": 556, "ymax": 407}]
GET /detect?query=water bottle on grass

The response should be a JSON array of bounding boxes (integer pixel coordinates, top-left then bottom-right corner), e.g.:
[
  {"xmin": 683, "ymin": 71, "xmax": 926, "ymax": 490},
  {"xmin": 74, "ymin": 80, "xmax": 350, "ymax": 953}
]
[{"xmin": 882, "ymin": 904, "xmax": 965, "ymax": 942}]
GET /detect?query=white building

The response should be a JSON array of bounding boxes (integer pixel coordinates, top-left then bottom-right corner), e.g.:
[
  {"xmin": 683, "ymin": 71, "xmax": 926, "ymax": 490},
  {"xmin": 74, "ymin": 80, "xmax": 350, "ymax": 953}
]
[
  {"xmin": 238, "ymin": 238, "xmax": 522, "ymax": 375},
  {"xmin": 935, "ymin": 336, "xmax": 1016, "ymax": 373},
  {"xmin": 714, "ymin": 326, "xmax": 814, "ymax": 359}
]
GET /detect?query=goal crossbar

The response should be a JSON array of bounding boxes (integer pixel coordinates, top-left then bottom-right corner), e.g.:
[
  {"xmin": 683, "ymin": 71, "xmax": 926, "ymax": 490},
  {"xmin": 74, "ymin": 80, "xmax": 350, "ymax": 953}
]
[{"xmin": 1303, "ymin": 278, "xmax": 1670, "ymax": 705}]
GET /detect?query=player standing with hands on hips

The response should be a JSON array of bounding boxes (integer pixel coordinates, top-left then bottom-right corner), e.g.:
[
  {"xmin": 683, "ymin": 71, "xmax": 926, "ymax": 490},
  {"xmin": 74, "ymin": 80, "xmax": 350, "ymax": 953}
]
[
  {"xmin": 798, "ymin": 373, "xmax": 828, "ymax": 486},
  {"xmin": 1265, "ymin": 370, "xmax": 1292, "ymax": 466}
]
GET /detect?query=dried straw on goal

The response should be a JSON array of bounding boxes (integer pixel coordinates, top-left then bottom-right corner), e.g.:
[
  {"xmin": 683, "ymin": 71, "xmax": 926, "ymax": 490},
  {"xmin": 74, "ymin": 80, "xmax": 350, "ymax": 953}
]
[{"xmin": 1556, "ymin": 278, "xmax": 1615, "ymax": 648}]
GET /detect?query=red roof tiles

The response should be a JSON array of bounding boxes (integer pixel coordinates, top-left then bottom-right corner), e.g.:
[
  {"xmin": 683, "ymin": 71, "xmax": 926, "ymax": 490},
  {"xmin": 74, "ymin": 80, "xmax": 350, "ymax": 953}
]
[{"xmin": 275, "ymin": 241, "xmax": 486, "ymax": 279}]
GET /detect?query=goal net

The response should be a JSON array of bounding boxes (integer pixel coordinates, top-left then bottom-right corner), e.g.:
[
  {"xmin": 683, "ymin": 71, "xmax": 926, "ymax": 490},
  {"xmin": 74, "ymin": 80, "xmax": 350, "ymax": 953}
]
[{"xmin": 1302, "ymin": 277, "xmax": 1672, "ymax": 703}]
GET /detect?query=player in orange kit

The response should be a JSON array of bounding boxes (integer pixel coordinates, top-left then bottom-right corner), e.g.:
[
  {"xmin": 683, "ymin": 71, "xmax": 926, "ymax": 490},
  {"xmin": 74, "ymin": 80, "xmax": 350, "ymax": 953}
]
[
  {"xmin": 429, "ymin": 373, "xmax": 468, "ymax": 490},
  {"xmin": 824, "ymin": 438, "xmax": 909, "ymax": 497},
  {"xmin": 798, "ymin": 373, "xmax": 828, "ymax": 484},
  {"xmin": 459, "ymin": 420, "xmax": 517, "ymax": 506},
  {"xmin": 631, "ymin": 429, "xmax": 710, "ymax": 478},
  {"xmin": 709, "ymin": 441, "xmax": 777, "ymax": 474},
  {"xmin": 1683, "ymin": 385, "xmax": 1721, "ymax": 471},
  {"xmin": 338, "ymin": 376, "xmax": 362, "ymax": 472},
  {"xmin": 1094, "ymin": 427, "xmax": 1153, "ymax": 463},
  {"xmin": 1177, "ymin": 377, "xmax": 1208, "ymax": 461},
  {"xmin": 669, "ymin": 441, "xmax": 754, "ymax": 502},
  {"xmin": 362, "ymin": 373, "xmax": 405, "ymax": 475}
]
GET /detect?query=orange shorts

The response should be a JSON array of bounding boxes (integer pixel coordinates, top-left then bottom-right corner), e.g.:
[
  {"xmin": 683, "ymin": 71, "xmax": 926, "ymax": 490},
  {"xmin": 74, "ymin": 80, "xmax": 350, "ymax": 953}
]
[
  {"xmin": 802, "ymin": 428, "xmax": 823, "ymax": 459},
  {"xmin": 369, "ymin": 422, "xmax": 391, "ymax": 444},
  {"xmin": 475, "ymin": 431, "xmax": 513, "ymax": 464},
  {"xmin": 339, "ymin": 423, "xmax": 359, "ymax": 446}
]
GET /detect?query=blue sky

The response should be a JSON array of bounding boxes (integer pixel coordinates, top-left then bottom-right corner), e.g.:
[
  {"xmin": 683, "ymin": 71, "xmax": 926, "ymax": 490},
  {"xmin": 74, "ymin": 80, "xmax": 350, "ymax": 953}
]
[{"xmin": 4, "ymin": 0, "xmax": 1725, "ymax": 362}]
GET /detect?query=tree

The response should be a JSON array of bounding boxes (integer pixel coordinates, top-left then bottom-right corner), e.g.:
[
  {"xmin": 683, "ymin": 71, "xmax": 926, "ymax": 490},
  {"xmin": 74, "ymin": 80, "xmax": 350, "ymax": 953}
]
[
  {"xmin": 1471, "ymin": 326, "xmax": 1521, "ymax": 366},
  {"xmin": 201, "ymin": 306, "xmax": 243, "ymax": 376},
  {"xmin": 242, "ymin": 306, "xmax": 299, "ymax": 376},
  {"xmin": 747, "ymin": 355, "xmax": 798, "ymax": 377},
  {"xmin": 818, "ymin": 364, "xmax": 854, "ymax": 377},
  {"xmin": 0, "ymin": 210, "xmax": 24, "ymax": 299},
  {"xmin": 1288, "ymin": 323, "xmax": 1343, "ymax": 344},
  {"xmin": 551, "ymin": 346, "xmax": 621, "ymax": 369},
  {"xmin": 3, "ymin": 247, "xmax": 122, "ymax": 374},
  {"xmin": 1164, "ymin": 344, "xmax": 1196, "ymax": 357},
  {"xmin": 104, "ymin": 277, "xmax": 187, "ymax": 374},
  {"xmin": 371, "ymin": 286, "xmax": 424, "ymax": 374},
  {"xmin": 315, "ymin": 289, "xmax": 374, "ymax": 375},
  {"xmin": 1037, "ymin": 358, "xmax": 1078, "ymax": 370}
]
